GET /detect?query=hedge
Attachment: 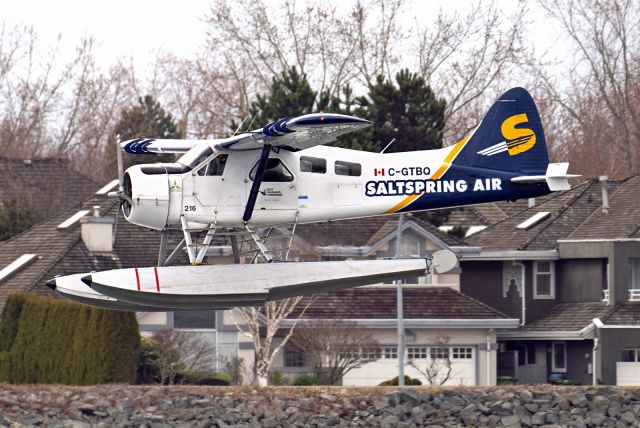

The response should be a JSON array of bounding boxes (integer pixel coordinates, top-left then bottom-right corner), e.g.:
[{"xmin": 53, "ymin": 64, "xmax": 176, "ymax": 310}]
[{"xmin": 0, "ymin": 293, "xmax": 140, "ymax": 384}]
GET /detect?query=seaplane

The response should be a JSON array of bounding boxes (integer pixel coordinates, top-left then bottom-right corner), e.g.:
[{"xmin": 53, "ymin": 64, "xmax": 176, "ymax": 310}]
[{"xmin": 49, "ymin": 87, "xmax": 578, "ymax": 311}]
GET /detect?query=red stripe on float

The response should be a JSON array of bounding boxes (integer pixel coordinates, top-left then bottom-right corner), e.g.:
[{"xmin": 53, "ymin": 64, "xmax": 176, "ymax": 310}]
[
  {"xmin": 135, "ymin": 267, "xmax": 141, "ymax": 291},
  {"xmin": 154, "ymin": 267, "xmax": 160, "ymax": 293}
]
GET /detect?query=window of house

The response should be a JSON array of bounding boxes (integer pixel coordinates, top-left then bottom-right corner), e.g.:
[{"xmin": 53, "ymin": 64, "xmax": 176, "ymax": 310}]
[
  {"xmin": 249, "ymin": 158, "xmax": 294, "ymax": 182},
  {"xmin": 630, "ymin": 258, "xmax": 640, "ymax": 290},
  {"xmin": 206, "ymin": 154, "xmax": 228, "ymax": 176},
  {"xmin": 621, "ymin": 349, "xmax": 640, "ymax": 362},
  {"xmin": 362, "ymin": 347, "xmax": 382, "ymax": 360},
  {"xmin": 335, "ymin": 160, "xmax": 361, "ymax": 176},
  {"xmin": 552, "ymin": 342, "xmax": 567, "ymax": 372},
  {"xmin": 408, "ymin": 346, "xmax": 428, "ymax": 359},
  {"xmin": 452, "ymin": 347, "xmax": 473, "ymax": 359},
  {"xmin": 173, "ymin": 310, "xmax": 216, "ymax": 329},
  {"xmin": 284, "ymin": 346, "xmax": 305, "ymax": 367},
  {"xmin": 430, "ymin": 347, "xmax": 450, "ymax": 360},
  {"xmin": 534, "ymin": 261, "xmax": 555, "ymax": 299},
  {"xmin": 400, "ymin": 236, "xmax": 421, "ymax": 257},
  {"xmin": 384, "ymin": 346, "xmax": 398, "ymax": 359},
  {"xmin": 300, "ymin": 156, "xmax": 326, "ymax": 174}
]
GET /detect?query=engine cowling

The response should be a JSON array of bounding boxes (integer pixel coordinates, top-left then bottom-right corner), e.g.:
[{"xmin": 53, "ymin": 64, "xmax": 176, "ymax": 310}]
[{"xmin": 122, "ymin": 165, "xmax": 170, "ymax": 230}]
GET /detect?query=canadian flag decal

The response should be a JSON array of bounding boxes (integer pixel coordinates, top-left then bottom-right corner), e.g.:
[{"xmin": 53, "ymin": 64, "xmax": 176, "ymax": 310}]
[{"xmin": 374, "ymin": 168, "xmax": 385, "ymax": 176}]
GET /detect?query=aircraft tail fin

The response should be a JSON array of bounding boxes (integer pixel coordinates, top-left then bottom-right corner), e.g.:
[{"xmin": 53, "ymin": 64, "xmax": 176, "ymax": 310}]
[{"xmin": 455, "ymin": 87, "xmax": 550, "ymax": 176}]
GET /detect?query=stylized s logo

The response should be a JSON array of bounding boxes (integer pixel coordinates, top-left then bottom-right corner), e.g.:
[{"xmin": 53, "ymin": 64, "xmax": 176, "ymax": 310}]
[{"xmin": 501, "ymin": 114, "xmax": 536, "ymax": 155}]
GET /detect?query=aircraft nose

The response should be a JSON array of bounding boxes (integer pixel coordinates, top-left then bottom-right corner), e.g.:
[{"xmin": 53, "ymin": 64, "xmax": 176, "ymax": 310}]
[
  {"xmin": 46, "ymin": 278, "xmax": 57, "ymax": 291},
  {"xmin": 81, "ymin": 275, "xmax": 93, "ymax": 287}
]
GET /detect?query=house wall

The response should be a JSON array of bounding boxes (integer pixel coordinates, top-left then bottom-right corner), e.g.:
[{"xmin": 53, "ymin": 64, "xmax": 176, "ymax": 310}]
[
  {"xmin": 565, "ymin": 340, "xmax": 595, "ymax": 385},
  {"xmin": 460, "ymin": 261, "xmax": 519, "ymax": 319},
  {"xmin": 522, "ymin": 261, "xmax": 557, "ymax": 324},
  {"xmin": 273, "ymin": 327, "xmax": 497, "ymax": 386},
  {"xmin": 598, "ymin": 328, "xmax": 640, "ymax": 385},
  {"xmin": 559, "ymin": 259, "xmax": 605, "ymax": 302}
]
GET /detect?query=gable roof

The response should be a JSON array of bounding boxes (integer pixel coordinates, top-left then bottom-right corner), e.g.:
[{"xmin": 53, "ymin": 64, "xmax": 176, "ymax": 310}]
[
  {"xmin": 507, "ymin": 301, "xmax": 640, "ymax": 335},
  {"xmin": 294, "ymin": 213, "xmax": 463, "ymax": 251},
  {"xmin": 288, "ymin": 286, "xmax": 509, "ymax": 320},
  {"xmin": 0, "ymin": 157, "xmax": 98, "ymax": 223},
  {"xmin": 464, "ymin": 180, "xmax": 621, "ymax": 251},
  {"xmin": 0, "ymin": 187, "xmax": 189, "ymax": 310},
  {"xmin": 568, "ymin": 175, "xmax": 640, "ymax": 240}
]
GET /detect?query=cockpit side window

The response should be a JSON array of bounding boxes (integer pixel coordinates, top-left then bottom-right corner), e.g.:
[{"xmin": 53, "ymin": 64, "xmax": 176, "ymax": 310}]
[
  {"xmin": 249, "ymin": 158, "xmax": 294, "ymax": 182},
  {"xmin": 206, "ymin": 154, "xmax": 228, "ymax": 176},
  {"xmin": 177, "ymin": 145, "xmax": 214, "ymax": 170}
]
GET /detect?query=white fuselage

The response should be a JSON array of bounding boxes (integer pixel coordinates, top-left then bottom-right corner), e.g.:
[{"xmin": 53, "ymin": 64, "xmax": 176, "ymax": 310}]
[{"xmin": 123, "ymin": 143, "xmax": 462, "ymax": 230}]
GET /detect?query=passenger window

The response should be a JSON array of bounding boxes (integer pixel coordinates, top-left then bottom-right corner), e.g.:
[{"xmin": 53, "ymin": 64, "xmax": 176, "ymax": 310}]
[
  {"xmin": 335, "ymin": 160, "xmax": 361, "ymax": 176},
  {"xmin": 206, "ymin": 154, "xmax": 228, "ymax": 176},
  {"xmin": 300, "ymin": 156, "xmax": 326, "ymax": 174},
  {"xmin": 249, "ymin": 158, "xmax": 294, "ymax": 182}
]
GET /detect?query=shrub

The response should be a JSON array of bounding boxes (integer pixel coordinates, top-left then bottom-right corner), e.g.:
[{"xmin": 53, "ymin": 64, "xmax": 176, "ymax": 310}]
[
  {"xmin": 268, "ymin": 369, "xmax": 289, "ymax": 386},
  {"xmin": 293, "ymin": 374, "xmax": 319, "ymax": 386},
  {"xmin": 0, "ymin": 293, "xmax": 27, "ymax": 352},
  {"xmin": 378, "ymin": 375, "xmax": 422, "ymax": 386},
  {"xmin": 0, "ymin": 293, "xmax": 140, "ymax": 384},
  {"xmin": 137, "ymin": 337, "xmax": 161, "ymax": 384},
  {"xmin": 223, "ymin": 356, "xmax": 245, "ymax": 385},
  {"xmin": 175, "ymin": 370, "xmax": 231, "ymax": 385}
]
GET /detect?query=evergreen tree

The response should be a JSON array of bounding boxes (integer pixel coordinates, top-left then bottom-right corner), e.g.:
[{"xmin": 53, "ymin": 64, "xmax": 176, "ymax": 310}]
[
  {"xmin": 113, "ymin": 95, "xmax": 182, "ymax": 166},
  {"xmin": 0, "ymin": 197, "xmax": 37, "ymax": 241},
  {"xmin": 233, "ymin": 67, "xmax": 317, "ymax": 132},
  {"xmin": 358, "ymin": 69, "xmax": 446, "ymax": 153}
]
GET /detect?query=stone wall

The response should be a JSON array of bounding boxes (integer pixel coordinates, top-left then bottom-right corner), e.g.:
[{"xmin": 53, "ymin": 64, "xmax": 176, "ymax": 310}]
[{"xmin": 0, "ymin": 385, "xmax": 638, "ymax": 427}]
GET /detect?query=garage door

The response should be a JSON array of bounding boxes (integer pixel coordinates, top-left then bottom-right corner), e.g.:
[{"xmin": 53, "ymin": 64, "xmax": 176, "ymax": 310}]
[
  {"xmin": 617, "ymin": 362, "xmax": 640, "ymax": 386},
  {"xmin": 343, "ymin": 346, "xmax": 476, "ymax": 386}
]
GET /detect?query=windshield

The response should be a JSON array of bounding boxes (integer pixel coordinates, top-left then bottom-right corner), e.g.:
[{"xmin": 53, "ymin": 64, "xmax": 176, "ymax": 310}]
[{"xmin": 177, "ymin": 144, "xmax": 214, "ymax": 169}]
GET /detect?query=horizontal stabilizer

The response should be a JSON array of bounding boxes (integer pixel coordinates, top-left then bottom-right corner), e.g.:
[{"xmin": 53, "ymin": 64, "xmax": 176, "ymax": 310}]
[
  {"xmin": 510, "ymin": 162, "xmax": 580, "ymax": 191},
  {"xmin": 84, "ymin": 259, "xmax": 427, "ymax": 310}
]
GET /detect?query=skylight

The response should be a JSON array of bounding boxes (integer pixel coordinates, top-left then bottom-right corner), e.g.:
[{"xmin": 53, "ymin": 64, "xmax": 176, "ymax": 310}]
[
  {"xmin": 0, "ymin": 254, "xmax": 37, "ymax": 283},
  {"xmin": 516, "ymin": 211, "xmax": 551, "ymax": 230},
  {"xmin": 465, "ymin": 225, "xmax": 487, "ymax": 237},
  {"xmin": 96, "ymin": 179, "xmax": 119, "ymax": 195},
  {"xmin": 57, "ymin": 210, "xmax": 91, "ymax": 230}
]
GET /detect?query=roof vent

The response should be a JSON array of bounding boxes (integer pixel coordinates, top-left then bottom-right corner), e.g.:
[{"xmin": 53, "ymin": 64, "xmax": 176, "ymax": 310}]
[
  {"xmin": 528, "ymin": 198, "xmax": 536, "ymax": 208},
  {"xmin": 0, "ymin": 254, "xmax": 37, "ymax": 283},
  {"xmin": 599, "ymin": 175, "xmax": 609, "ymax": 215},
  {"xmin": 516, "ymin": 211, "xmax": 551, "ymax": 230},
  {"xmin": 80, "ymin": 206, "xmax": 115, "ymax": 252}
]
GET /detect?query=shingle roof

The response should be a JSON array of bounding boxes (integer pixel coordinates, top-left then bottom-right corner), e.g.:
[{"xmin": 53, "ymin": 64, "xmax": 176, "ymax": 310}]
[
  {"xmin": 0, "ymin": 157, "xmax": 97, "ymax": 222},
  {"xmin": 605, "ymin": 302, "xmax": 640, "ymax": 325},
  {"xmin": 290, "ymin": 287, "xmax": 509, "ymax": 319},
  {"xmin": 464, "ymin": 180, "xmax": 620, "ymax": 251},
  {"xmin": 0, "ymin": 188, "xmax": 189, "ymax": 310},
  {"xmin": 518, "ymin": 302, "xmax": 614, "ymax": 331},
  {"xmin": 569, "ymin": 175, "xmax": 640, "ymax": 240},
  {"xmin": 295, "ymin": 213, "xmax": 463, "ymax": 249},
  {"xmin": 516, "ymin": 301, "xmax": 640, "ymax": 332}
]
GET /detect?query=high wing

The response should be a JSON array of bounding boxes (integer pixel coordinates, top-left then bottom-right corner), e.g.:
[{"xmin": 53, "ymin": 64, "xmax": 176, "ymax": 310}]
[
  {"xmin": 120, "ymin": 138, "xmax": 203, "ymax": 154},
  {"xmin": 215, "ymin": 113, "xmax": 371, "ymax": 152}
]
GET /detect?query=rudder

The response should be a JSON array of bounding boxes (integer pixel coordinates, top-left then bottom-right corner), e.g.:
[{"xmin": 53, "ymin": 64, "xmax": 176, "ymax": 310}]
[{"xmin": 455, "ymin": 87, "xmax": 549, "ymax": 175}]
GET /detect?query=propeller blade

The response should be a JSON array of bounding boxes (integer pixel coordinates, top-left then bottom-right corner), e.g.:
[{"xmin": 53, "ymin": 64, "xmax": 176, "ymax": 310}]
[
  {"xmin": 116, "ymin": 134, "xmax": 124, "ymax": 191},
  {"xmin": 243, "ymin": 144, "xmax": 272, "ymax": 222}
]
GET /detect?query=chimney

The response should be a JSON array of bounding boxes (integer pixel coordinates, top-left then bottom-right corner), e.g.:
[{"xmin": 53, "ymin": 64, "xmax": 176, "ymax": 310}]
[
  {"xmin": 80, "ymin": 206, "xmax": 115, "ymax": 252},
  {"xmin": 528, "ymin": 198, "xmax": 536, "ymax": 208},
  {"xmin": 599, "ymin": 176, "xmax": 609, "ymax": 214}
]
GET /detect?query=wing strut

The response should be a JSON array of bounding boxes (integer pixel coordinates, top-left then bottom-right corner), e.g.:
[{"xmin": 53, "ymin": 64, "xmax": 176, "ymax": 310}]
[{"xmin": 243, "ymin": 144, "xmax": 272, "ymax": 222}]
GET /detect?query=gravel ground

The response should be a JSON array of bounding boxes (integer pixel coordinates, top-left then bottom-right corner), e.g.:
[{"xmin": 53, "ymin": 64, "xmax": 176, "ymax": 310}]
[{"xmin": 0, "ymin": 384, "xmax": 639, "ymax": 427}]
